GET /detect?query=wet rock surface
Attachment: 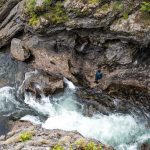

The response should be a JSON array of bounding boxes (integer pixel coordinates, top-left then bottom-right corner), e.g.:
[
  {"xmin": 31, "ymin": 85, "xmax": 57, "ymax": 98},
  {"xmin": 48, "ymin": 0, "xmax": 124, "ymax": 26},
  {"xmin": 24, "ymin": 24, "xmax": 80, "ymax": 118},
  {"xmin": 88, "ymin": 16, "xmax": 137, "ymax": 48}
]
[
  {"xmin": 0, "ymin": 121, "xmax": 114, "ymax": 150},
  {"xmin": 21, "ymin": 70, "xmax": 64, "ymax": 96},
  {"xmin": 140, "ymin": 141, "xmax": 150, "ymax": 150}
]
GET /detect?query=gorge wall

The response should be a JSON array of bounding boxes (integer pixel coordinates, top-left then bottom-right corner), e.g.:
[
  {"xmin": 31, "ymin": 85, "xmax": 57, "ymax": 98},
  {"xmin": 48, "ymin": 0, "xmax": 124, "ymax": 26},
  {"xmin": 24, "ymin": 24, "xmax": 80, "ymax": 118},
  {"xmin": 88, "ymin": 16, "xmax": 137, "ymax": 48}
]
[{"xmin": 0, "ymin": 0, "xmax": 150, "ymax": 112}]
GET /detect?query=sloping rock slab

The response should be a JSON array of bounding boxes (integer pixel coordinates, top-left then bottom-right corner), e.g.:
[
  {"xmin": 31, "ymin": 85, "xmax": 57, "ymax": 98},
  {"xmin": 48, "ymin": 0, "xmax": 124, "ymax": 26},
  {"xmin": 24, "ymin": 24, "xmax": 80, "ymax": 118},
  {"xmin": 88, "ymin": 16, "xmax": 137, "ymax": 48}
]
[{"xmin": 0, "ymin": 121, "xmax": 114, "ymax": 150}]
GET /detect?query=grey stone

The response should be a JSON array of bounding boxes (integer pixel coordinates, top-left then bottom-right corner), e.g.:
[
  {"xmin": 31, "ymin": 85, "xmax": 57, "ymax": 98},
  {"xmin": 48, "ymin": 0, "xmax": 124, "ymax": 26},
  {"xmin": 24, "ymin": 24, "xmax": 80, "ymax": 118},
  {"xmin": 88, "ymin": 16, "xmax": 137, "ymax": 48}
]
[{"xmin": 11, "ymin": 38, "xmax": 30, "ymax": 61}]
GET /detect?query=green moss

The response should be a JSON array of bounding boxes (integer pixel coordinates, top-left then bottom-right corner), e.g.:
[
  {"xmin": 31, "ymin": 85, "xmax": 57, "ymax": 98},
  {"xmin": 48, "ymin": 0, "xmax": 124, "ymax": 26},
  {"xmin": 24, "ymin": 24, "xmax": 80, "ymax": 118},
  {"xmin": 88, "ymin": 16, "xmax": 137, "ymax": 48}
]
[
  {"xmin": 101, "ymin": 3, "xmax": 109, "ymax": 11},
  {"xmin": 52, "ymin": 144, "xmax": 64, "ymax": 150},
  {"xmin": 69, "ymin": 145, "xmax": 73, "ymax": 150},
  {"xmin": 42, "ymin": 1, "xmax": 68, "ymax": 24},
  {"xmin": 123, "ymin": 11, "xmax": 129, "ymax": 19},
  {"xmin": 29, "ymin": 14, "xmax": 40, "ymax": 26},
  {"xmin": 19, "ymin": 132, "xmax": 32, "ymax": 142},
  {"xmin": 26, "ymin": 0, "xmax": 36, "ymax": 16},
  {"xmin": 43, "ymin": 0, "xmax": 52, "ymax": 5},
  {"xmin": 86, "ymin": 141, "xmax": 97, "ymax": 150},
  {"xmin": 75, "ymin": 139, "xmax": 102, "ymax": 150},
  {"xmin": 113, "ymin": 1, "xmax": 123, "ymax": 12},
  {"xmin": 88, "ymin": 0, "xmax": 101, "ymax": 5},
  {"xmin": 26, "ymin": 0, "xmax": 68, "ymax": 26},
  {"xmin": 140, "ymin": 2, "xmax": 150, "ymax": 13},
  {"xmin": 25, "ymin": 0, "xmax": 39, "ymax": 26},
  {"xmin": 70, "ymin": 7, "xmax": 89, "ymax": 17}
]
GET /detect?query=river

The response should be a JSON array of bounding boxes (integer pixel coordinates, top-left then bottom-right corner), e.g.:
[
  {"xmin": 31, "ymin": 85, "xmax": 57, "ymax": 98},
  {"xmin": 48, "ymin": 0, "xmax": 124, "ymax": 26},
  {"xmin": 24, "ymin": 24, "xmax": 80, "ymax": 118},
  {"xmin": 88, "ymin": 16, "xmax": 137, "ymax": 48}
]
[{"xmin": 0, "ymin": 77, "xmax": 150, "ymax": 150}]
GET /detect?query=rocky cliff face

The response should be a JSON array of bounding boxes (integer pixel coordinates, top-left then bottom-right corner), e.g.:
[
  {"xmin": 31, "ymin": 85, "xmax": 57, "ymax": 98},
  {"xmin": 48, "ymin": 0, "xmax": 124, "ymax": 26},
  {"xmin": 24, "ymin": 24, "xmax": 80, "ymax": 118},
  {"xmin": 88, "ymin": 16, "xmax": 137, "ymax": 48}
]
[
  {"xmin": 0, "ymin": 0, "xmax": 150, "ymax": 149},
  {"xmin": 0, "ymin": 0, "xmax": 149, "ymax": 107}
]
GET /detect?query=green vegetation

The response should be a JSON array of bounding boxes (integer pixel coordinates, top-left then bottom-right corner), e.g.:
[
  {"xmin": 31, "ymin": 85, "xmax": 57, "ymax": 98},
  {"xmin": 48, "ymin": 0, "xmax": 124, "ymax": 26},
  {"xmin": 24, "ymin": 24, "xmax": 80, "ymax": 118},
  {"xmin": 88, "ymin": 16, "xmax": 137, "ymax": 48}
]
[
  {"xmin": 43, "ymin": 0, "xmax": 52, "ymax": 5},
  {"xmin": 25, "ymin": 0, "xmax": 39, "ymax": 26},
  {"xmin": 75, "ymin": 138, "xmax": 87, "ymax": 148},
  {"xmin": 25, "ymin": 0, "xmax": 68, "ymax": 26},
  {"xmin": 26, "ymin": 0, "xmax": 36, "ymax": 15},
  {"xmin": 19, "ymin": 132, "xmax": 33, "ymax": 142},
  {"xmin": 140, "ymin": 2, "xmax": 150, "ymax": 13},
  {"xmin": 88, "ymin": 0, "xmax": 101, "ymax": 5},
  {"xmin": 69, "ymin": 145, "xmax": 73, "ymax": 150},
  {"xmin": 123, "ymin": 11, "xmax": 129, "ymax": 19},
  {"xmin": 52, "ymin": 144, "xmax": 64, "ymax": 150},
  {"xmin": 75, "ymin": 139, "xmax": 102, "ymax": 150},
  {"xmin": 87, "ymin": 141, "xmax": 98, "ymax": 150},
  {"xmin": 138, "ymin": 1, "xmax": 150, "ymax": 25},
  {"xmin": 113, "ymin": 1, "xmax": 123, "ymax": 12},
  {"xmin": 29, "ymin": 14, "xmax": 40, "ymax": 26},
  {"xmin": 43, "ymin": 2, "xmax": 68, "ymax": 24},
  {"xmin": 112, "ymin": 1, "xmax": 130, "ymax": 20},
  {"xmin": 70, "ymin": 7, "xmax": 89, "ymax": 17},
  {"xmin": 101, "ymin": 3, "xmax": 109, "ymax": 11}
]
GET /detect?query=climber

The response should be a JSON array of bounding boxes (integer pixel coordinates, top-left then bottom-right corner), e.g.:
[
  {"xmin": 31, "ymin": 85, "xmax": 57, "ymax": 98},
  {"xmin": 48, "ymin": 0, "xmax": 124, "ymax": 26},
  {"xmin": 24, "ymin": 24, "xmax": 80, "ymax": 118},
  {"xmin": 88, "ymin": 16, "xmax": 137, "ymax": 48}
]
[{"xmin": 95, "ymin": 69, "xmax": 103, "ymax": 84}]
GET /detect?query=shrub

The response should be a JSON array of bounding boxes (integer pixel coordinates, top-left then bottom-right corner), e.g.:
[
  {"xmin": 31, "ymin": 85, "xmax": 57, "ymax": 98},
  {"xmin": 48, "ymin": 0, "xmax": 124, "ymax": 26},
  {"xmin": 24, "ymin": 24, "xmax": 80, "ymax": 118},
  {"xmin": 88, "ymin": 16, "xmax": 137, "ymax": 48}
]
[
  {"xmin": 140, "ymin": 2, "xmax": 150, "ymax": 13},
  {"xmin": 52, "ymin": 144, "xmax": 64, "ymax": 150},
  {"xmin": 19, "ymin": 132, "xmax": 32, "ymax": 142}
]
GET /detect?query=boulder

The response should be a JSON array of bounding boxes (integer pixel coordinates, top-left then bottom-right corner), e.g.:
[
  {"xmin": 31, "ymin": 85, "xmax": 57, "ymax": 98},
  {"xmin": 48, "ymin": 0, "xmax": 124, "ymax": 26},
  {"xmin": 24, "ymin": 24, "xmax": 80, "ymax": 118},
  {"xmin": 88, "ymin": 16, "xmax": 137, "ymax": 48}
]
[
  {"xmin": 11, "ymin": 38, "xmax": 30, "ymax": 61},
  {"xmin": 21, "ymin": 70, "xmax": 64, "ymax": 96}
]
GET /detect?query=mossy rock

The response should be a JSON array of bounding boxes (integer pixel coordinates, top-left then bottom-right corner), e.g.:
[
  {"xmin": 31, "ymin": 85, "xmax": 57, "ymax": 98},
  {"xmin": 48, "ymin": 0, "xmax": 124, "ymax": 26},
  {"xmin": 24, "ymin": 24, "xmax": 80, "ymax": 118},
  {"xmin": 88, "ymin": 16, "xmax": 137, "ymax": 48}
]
[{"xmin": 25, "ymin": 0, "xmax": 68, "ymax": 26}]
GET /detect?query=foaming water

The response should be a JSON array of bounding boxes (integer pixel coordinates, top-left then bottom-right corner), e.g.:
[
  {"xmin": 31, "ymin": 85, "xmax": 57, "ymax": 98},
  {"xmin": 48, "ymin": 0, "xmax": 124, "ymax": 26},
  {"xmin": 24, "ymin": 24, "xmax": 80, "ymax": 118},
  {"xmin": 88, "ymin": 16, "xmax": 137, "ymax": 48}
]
[
  {"xmin": 21, "ymin": 79, "xmax": 150, "ymax": 150},
  {"xmin": 0, "ymin": 86, "xmax": 20, "ymax": 113},
  {"xmin": 43, "ymin": 111, "xmax": 146, "ymax": 147},
  {"xmin": 63, "ymin": 77, "xmax": 76, "ymax": 90},
  {"xmin": 21, "ymin": 115, "xmax": 41, "ymax": 125},
  {"xmin": 24, "ymin": 93, "xmax": 56, "ymax": 116}
]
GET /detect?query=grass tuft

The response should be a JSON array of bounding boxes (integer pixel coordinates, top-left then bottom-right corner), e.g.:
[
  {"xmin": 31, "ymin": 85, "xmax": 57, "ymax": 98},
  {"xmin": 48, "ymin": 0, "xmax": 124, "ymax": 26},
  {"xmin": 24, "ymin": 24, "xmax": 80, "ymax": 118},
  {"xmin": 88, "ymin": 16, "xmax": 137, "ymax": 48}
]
[{"xmin": 19, "ymin": 132, "xmax": 33, "ymax": 142}]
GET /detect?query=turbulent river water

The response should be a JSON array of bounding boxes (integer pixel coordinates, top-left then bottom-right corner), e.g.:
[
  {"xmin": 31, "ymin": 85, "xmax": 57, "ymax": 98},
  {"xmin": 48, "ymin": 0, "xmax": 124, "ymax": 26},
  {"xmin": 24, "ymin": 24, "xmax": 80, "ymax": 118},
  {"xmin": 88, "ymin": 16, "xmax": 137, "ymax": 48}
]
[{"xmin": 0, "ymin": 76, "xmax": 150, "ymax": 150}]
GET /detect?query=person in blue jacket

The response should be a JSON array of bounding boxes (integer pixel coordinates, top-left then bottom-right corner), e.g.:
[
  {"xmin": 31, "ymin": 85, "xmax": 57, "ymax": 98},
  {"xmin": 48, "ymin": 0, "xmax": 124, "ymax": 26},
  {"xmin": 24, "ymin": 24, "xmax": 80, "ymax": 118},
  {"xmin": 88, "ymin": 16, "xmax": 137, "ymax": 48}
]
[{"xmin": 95, "ymin": 69, "xmax": 103, "ymax": 84}]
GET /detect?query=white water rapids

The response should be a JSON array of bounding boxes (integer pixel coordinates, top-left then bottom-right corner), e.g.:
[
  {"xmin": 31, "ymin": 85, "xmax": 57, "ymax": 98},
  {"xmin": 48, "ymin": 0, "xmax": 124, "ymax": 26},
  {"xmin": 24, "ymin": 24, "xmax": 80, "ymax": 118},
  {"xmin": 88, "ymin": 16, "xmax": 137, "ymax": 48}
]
[{"xmin": 0, "ymin": 78, "xmax": 150, "ymax": 150}]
